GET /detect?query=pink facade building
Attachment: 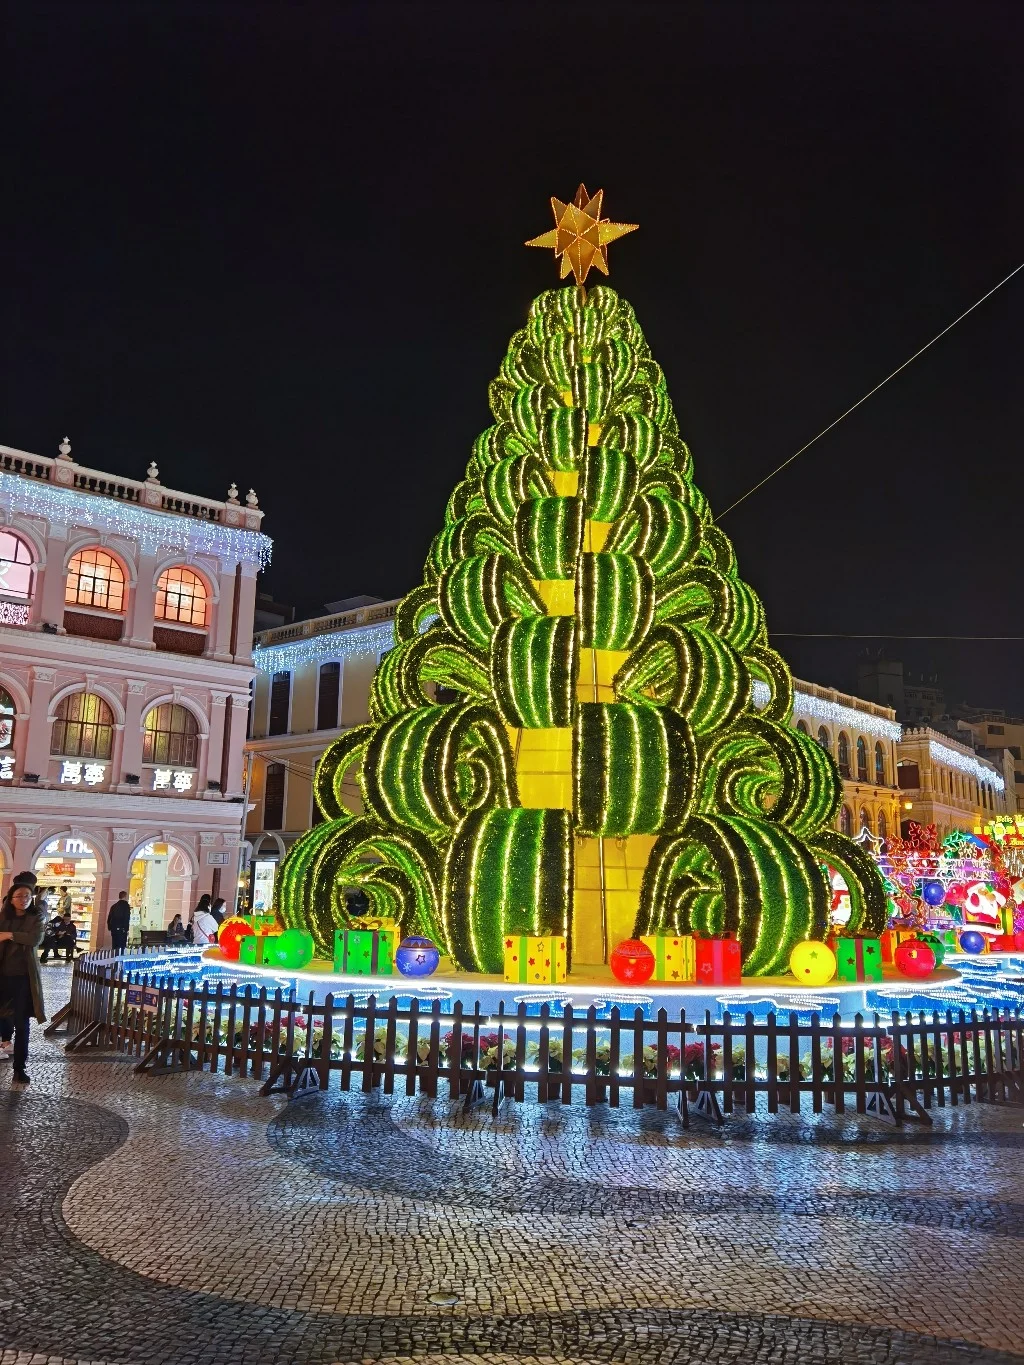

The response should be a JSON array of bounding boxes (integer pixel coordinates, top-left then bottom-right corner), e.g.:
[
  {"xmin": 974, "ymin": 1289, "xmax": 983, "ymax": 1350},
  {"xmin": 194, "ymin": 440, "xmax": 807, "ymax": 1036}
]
[{"xmin": 0, "ymin": 438, "xmax": 270, "ymax": 947}]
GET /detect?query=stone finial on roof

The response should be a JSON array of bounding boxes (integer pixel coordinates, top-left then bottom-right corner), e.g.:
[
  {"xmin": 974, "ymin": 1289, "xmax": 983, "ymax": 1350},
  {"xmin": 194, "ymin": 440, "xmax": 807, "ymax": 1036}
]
[
  {"xmin": 227, "ymin": 482, "xmax": 240, "ymax": 504},
  {"xmin": 146, "ymin": 462, "xmax": 161, "ymax": 483},
  {"xmin": 57, "ymin": 437, "xmax": 72, "ymax": 461},
  {"xmin": 245, "ymin": 488, "xmax": 259, "ymax": 507}
]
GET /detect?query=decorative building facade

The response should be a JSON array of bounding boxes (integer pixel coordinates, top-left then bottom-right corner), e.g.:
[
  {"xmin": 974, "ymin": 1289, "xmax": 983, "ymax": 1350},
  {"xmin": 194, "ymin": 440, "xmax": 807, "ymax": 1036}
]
[
  {"xmin": 789, "ymin": 680, "xmax": 902, "ymax": 842},
  {"xmin": 0, "ymin": 439, "xmax": 270, "ymax": 946},
  {"xmin": 895, "ymin": 725, "xmax": 1010, "ymax": 837}
]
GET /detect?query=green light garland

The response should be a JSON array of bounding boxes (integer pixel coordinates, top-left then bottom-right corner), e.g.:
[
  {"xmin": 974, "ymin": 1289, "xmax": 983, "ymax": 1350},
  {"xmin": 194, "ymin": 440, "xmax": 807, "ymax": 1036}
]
[{"xmin": 276, "ymin": 281, "xmax": 886, "ymax": 976}]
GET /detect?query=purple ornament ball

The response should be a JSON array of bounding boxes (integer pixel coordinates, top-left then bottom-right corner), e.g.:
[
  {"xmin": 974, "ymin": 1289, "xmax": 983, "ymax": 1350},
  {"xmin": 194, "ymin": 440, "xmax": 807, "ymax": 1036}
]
[{"xmin": 395, "ymin": 935, "xmax": 440, "ymax": 977}]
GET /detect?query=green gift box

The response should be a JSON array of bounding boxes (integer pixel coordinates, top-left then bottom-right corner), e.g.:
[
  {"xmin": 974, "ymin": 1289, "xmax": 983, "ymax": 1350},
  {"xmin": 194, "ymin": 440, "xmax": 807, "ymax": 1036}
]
[
  {"xmin": 239, "ymin": 933, "xmax": 279, "ymax": 965},
  {"xmin": 334, "ymin": 927, "xmax": 396, "ymax": 976},
  {"xmin": 834, "ymin": 936, "xmax": 883, "ymax": 983}
]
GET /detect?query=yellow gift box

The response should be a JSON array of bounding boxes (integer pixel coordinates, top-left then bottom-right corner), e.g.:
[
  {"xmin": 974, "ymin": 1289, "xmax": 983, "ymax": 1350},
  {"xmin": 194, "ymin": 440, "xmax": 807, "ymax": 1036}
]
[
  {"xmin": 503, "ymin": 934, "xmax": 568, "ymax": 984},
  {"xmin": 641, "ymin": 933, "xmax": 696, "ymax": 984}
]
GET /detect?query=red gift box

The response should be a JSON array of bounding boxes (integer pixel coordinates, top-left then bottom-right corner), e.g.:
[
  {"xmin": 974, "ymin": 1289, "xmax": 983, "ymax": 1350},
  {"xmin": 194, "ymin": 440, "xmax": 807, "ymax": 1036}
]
[
  {"xmin": 1015, "ymin": 932, "xmax": 1024, "ymax": 952},
  {"xmin": 991, "ymin": 934, "xmax": 1017, "ymax": 953},
  {"xmin": 881, "ymin": 929, "xmax": 916, "ymax": 964},
  {"xmin": 695, "ymin": 935, "xmax": 742, "ymax": 985}
]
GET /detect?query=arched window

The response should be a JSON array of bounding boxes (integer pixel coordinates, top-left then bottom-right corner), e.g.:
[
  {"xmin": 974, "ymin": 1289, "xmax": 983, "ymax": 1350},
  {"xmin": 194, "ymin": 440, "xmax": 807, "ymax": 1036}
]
[
  {"xmin": 856, "ymin": 736, "xmax": 868, "ymax": 781},
  {"xmin": 859, "ymin": 806, "xmax": 872, "ymax": 834},
  {"xmin": 839, "ymin": 804, "xmax": 853, "ymax": 836},
  {"xmin": 155, "ymin": 566, "xmax": 209, "ymax": 628},
  {"xmin": 837, "ymin": 732, "xmax": 850, "ymax": 777},
  {"xmin": 796, "ymin": 720, "xmax": 809, "ymax": 736},
  {"xmin": 51, "ymin": 692, "xmax": 115, "ymax": 759},
  {"xmin": 66, "ymin": 548, "xmax": 125, "ymax": 612},
  {"xmin": 0, "ymin": 687, "xmax": 15, "ymax": 749},
  {"xmin": 874, "ymin": 742, "xmax": 886, "ymax": 785},
  {"xmin": 877, "ymin": 810, "xmax": 887, "ymax": 842},
  {"xmin": 817, "ymin": 726, "xmax": 831, "ymax": 753},
  {"xmin": 0, "ymin": 531, "xmax": 34, "ymax": 603},
  {"xmin": 143, "ymin": 703, "xmax": 199, "ymax": 767}
]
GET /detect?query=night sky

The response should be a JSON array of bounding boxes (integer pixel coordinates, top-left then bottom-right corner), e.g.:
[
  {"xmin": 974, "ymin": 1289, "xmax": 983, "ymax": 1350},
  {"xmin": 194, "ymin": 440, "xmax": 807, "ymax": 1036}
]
[{"xmin": 3, "ymin": 3, "xmax": 1022, "ymax": 711}]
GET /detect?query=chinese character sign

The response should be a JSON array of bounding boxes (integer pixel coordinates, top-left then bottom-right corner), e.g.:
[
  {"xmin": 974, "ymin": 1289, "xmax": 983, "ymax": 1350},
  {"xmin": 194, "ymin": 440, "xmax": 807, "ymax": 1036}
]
[
  {"xmin": 153, "ymin": 768, "xmax": 194, "ymax": 792},
  {"xmin": 61, "ymin": 761, "xmax": 105, "ymax": 786}
]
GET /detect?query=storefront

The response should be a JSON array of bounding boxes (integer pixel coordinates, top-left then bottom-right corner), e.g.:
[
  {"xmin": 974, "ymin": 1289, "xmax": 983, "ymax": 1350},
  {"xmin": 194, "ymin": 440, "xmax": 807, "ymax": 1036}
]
[
  {"xmin": 129, "ymin": 841, "xmax": 194, "ymax": 940},
  {"xmin": 34, "ymin": 836, "xmax": 100, "ymax": 945},
  {"xmin": 248, "ymin": 834, "xmax": 284, "ymax": 914}
]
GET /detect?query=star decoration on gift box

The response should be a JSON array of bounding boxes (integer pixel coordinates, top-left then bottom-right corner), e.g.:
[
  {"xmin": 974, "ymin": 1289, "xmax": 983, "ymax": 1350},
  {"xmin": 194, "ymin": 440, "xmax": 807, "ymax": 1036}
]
[{"xmin": 525, "ymin": 184, "xmax": 638, "ymax": 284}]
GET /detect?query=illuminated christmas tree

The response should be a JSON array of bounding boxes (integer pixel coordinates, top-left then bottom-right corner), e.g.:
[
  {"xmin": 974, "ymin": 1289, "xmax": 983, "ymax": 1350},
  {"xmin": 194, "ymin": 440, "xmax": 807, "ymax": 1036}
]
[{"xmin": 278, "ymin": 187, "xmax": 887, "ymax": 975}]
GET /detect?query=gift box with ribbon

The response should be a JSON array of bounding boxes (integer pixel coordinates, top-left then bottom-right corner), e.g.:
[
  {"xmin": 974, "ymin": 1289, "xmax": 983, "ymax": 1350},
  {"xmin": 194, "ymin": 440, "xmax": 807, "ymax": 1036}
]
[
  {"xmin": 881, "ymin": 929, "xmax": 917, "ymax": 964},
  {"xmin": 334, "ymin": 924, "xmax": 397, "ymax": 975},
  {"xmin": 833, "ymin": 936, "xmax": 883, "ymax": 983},
  {"xmin": 640, "ymin": 933, "xmax": 696, "ymax": 983},
  {"xmin": 238, "ymin": 931, "xmax": 281, "ymax": 966},
  {"xmin": 503, "ymin": 934, "xmax": 567, "ymax": 984},
  {"xmin": 694, "ymin": 935, "xmax": 742, "ymax": 986}
]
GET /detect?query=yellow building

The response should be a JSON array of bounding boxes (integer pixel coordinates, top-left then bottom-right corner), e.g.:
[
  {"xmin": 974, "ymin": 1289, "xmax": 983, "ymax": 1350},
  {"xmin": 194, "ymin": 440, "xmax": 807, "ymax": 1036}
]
[
  {"xmin": 244, "ymin": 599, "xmax": 397, "ymax": 905},
  {"xmin": 893, "ymin": 725, "xmax": 1010, "ymax": 838},
  {"xmin": 789, "ymin": 678, "xmax": 902, "ymax": 842}
]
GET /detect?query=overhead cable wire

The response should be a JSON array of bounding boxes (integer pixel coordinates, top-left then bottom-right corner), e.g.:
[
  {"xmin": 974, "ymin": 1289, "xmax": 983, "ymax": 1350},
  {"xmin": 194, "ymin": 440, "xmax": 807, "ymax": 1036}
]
[
  {"xmin": 769, "ymin": 633, "xmax": 1024, "ymax": 641},
  {"xmin": 719, "ymin": 260, "xmax": 1024, "ymax": 518}
]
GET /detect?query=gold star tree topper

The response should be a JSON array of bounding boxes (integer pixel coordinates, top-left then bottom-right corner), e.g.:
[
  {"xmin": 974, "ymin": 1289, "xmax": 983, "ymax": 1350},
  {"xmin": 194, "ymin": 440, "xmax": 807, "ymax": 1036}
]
[{"xmin": 525, "ymin": 185, "xmax": 638, "ymax": 285}]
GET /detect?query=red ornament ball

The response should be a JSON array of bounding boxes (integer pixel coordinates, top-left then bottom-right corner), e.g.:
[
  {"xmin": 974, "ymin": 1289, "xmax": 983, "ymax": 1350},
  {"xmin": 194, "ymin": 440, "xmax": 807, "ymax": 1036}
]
[
  {"xmin": 894, "ymin": 939, "xmax": 937, "ymax": 979},
  {"xmin": 217, "ymin": 917, "xmax": 255, "ymax": 961},
  {"xmin": 609, "ymin": 939, "xmax": 656, "ymax": 985}
]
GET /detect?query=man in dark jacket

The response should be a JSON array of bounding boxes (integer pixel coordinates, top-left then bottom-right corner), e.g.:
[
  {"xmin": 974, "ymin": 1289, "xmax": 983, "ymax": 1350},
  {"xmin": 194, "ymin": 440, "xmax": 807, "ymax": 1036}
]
[{"xmin": 107, "ymin": 893, "xmax": 131, "ymax": 954}]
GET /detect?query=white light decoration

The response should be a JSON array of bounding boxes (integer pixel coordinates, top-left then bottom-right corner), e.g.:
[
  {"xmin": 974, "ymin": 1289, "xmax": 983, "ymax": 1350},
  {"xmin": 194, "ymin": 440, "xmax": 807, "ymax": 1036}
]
[
  {"xmin": 253, "ymin": 621, "xmax": 395, "ymax": 674},
  {"xmin": 153, "ymin": 768, "xmax": 172, "ymax": 789},
  {"xmin": 83, "ymin": 763, "xmax": 106, "ymax": 785},
  {"xmin": 172, "ymin": 770, "xmax": 193, "ymax": 791},
  {"xmin": 752, "ymin": 680, "xmax": 902, "ymax": 743},
  {"xmin": 60, "ymin": 760, "xmax": 82, "ymax": 785},
  {"xmin": 0, "ymin": 472, "xmax": 272, "ymax": 568},
  {"xmin": 0, "ymin": 601, "xmax": 30, "ymax": 625},
  {"xmin": 929, "ymin": 739, "xmax": 1005, "ymax": 791},
  {"xmin": 0, "ymin": 755, "xmax": 14, "ymax": 780}
]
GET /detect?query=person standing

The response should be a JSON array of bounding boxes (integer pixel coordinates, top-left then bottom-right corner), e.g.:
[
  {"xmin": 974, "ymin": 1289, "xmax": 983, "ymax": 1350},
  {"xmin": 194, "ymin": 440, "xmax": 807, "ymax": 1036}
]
[
  {"xmin": 58, "ymin": 885, "xmax": 72, "ymax": 917},
  {"xmin": 210, "ymin": 897, "xmax": 227, "ymax": 925},
  {"xmin": 0, "ymin": 871, "xmax": 47, "ymax": 1084},
  {"xmin": 107, "ymin": 892, "xmax": 131, "ymax": 955},
  {"xmin": 189, "ymin": 896, "xmax": 219, "ymax": 946}
]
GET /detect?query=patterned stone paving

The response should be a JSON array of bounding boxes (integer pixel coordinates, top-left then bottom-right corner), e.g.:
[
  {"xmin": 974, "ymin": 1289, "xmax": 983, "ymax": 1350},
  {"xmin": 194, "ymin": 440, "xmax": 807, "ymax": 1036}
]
[{"xmin": 0, "ymin": 962, "xmax": 1022, "ymax": 1364}]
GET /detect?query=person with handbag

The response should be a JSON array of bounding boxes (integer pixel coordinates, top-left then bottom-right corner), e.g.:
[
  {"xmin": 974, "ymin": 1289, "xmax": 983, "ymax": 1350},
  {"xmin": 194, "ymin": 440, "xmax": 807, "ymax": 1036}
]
[{"xmin": 0, "ymin": 870, "xmax": 47, "ymax": 1084}]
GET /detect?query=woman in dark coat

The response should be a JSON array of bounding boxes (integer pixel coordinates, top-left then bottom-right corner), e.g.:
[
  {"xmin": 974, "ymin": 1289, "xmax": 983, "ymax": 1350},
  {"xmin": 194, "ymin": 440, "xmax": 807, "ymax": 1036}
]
[{"xmin": 0, "ymin": 870, "xmax": 47, "ymax": 1084}]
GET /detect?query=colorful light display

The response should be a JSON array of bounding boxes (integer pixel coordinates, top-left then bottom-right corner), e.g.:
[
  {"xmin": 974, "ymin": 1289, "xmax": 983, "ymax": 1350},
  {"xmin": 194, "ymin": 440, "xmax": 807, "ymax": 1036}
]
[{"xmin": 276, "ymin": 270, "xmax": 887, "ymax": 974}]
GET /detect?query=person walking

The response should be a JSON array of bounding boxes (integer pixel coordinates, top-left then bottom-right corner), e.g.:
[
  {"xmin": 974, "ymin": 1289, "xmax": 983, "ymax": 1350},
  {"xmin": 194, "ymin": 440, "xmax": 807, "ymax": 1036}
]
[
  {"xmin": 0, "ymin": 871, "xmax": 47, "ymax": 1084},
  {"xmin": 107, "ymin": 892, "xmax": 131, "ymax": 955},
  {"xmin": 189, "ymin": 896, "xmax": 219, "ymax": 947}
]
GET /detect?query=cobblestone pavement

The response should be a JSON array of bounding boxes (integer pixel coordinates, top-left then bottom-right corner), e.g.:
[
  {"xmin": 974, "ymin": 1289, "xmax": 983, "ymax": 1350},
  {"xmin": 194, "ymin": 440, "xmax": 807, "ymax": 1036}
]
[{"xmin": 1, "ymin": 964, "xmax": 1022, "ymax": 1364}]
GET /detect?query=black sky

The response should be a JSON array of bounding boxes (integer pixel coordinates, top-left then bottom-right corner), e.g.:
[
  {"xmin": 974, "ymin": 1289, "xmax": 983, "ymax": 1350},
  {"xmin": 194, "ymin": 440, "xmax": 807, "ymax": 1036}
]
[{"xmin": 3, "ymin": 2, "xmax": 1022, "ymax": 711}]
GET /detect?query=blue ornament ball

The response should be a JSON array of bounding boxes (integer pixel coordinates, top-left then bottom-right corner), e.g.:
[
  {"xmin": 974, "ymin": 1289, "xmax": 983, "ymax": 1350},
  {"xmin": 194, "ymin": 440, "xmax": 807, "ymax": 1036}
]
[
  {"xmin": 922, "ymin": 880, "xmax": 945, "ymax": 908},
  {"xmin": 395, "ymin": 935, "xmax": 440, "ymax": 977},
  {"xmin": 958, "ymin": 929, "xmax": 986, "ymax": 955}
]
